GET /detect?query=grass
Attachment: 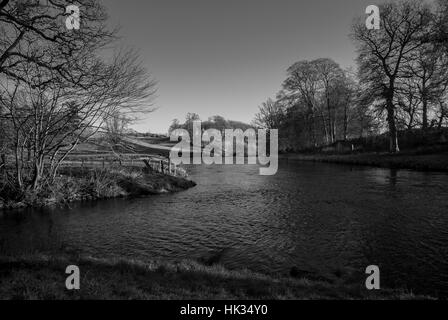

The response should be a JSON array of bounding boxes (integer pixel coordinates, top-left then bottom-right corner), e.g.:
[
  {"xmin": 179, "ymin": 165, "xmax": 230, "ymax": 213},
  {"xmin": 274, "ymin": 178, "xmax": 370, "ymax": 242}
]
[
  {"xmin": 0, "ymin": 167, "xmax": 196, "ymax": 210},
  {"xmin": 282, "ymin": 152, "xmax": 448, "ymax": 172},
  {"xmin": 281, "ymin": 128, "xmax": 448, "ymax": 172},
  {"xmin": 0, "ymin": 254, "xmax": 432, "ymax": 300}
]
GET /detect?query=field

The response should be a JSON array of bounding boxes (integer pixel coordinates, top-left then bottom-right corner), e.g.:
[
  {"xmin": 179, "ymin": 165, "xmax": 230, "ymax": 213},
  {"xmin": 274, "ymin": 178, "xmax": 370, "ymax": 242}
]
[{"xmin": 0, "ymin": 135, "xmax": 194, "ymax": 210}]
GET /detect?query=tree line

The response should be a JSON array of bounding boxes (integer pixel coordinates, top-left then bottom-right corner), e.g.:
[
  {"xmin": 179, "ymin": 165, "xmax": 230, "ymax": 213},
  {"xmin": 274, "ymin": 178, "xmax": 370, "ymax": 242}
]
[
  {"xmin": 169, "ymin": 113, "xmax": 253, "ymax": 139},
  {"xmin": 0, "ymin": 0, "xmax": 156, "ymax": 195},
  {"xmin": 254, "ymin": 0, "xmax": 448, "ymax": 153}
]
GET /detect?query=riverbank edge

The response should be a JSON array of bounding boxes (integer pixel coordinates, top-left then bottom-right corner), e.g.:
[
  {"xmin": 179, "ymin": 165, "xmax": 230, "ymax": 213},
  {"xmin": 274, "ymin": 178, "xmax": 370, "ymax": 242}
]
[
  {"xmin": 280, "ymin": 152, "xmax": 448, "ymax": 172},
  {"xmin": 0, "ymin": 167, "xmax": 196, "ymax": 211},
  {"xmin": 0, "ymin": 254, "xmax": 433, "ymax": 300}
]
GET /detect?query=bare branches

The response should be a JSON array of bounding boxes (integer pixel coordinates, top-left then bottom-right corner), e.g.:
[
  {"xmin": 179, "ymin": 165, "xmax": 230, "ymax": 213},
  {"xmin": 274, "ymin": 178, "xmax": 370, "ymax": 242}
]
[
  {"xmin": 351, "ymin": 0, "xmax": 434, "ymax": 152},
  {"xmin": 0, "ymin": 1, "xmax": 157, "ymax": 192},
  {"xmin": 0, "ymin": 0, "xmax": 116, "ymax": 87}
]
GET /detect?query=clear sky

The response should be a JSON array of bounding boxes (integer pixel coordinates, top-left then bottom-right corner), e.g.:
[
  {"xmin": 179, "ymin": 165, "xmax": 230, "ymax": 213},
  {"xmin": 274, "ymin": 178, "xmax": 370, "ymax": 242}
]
[{"xmin": 104, "ymin": 0, "xmax": 389, "ymax": 134}]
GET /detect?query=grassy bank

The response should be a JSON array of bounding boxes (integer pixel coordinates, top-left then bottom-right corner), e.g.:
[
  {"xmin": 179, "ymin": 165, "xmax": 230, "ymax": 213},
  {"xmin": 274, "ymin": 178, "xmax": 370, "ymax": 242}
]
[
  {"xmin": 0, "ymin": 167, "xmax": 196, "ymax": 210},
  {"xmin": 282, "ymin": 152, "xmax": 448, "ymax": 172},
  {"xmin": 0, "ymin": 254, "xmax": 430, "ymax": 300}
]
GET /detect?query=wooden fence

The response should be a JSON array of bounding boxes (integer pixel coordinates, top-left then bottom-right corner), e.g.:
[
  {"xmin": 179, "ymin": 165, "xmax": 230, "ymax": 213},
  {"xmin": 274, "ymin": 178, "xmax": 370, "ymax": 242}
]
[{"xmin": 60, "ymin": 156, "xmax": 188, "ymax": 177}]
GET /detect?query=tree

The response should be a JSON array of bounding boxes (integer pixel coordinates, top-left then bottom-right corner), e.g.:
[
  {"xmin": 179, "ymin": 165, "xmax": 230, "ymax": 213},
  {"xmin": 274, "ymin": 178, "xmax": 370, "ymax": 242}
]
[
  {"xmin": 333, "ymin": 71, "xmax": 357, "ymax": 141},
  {"xmin": 283, "ymin": 60, "xmax": 320, "ymax": 146},
  {"xmin": 404, "ymin": 41, "xmax": 448, "ymax": 130},
  {"xmin": 282, "ymin": 59, "xmax": 353, "ymax": 147},
  {"xmin": 168, "ymin": 119, "xmax": 181, "ymax": 135},
  {"xmin": 206, "ymin": 115, "xmax": 228, "ymax": 132},
  {"xmin": 0, "ymin": 1, "xmax": 156, "ymax": 192},
  {"xmin": 432, "ymin": 0, "xmax": 448, "ymax": 51},
  {"xmin": 0, "ymin": 0, "xmax": 114, "ymax": 86},
  {"xmin": 184, "ymin": 112, "xmax": 200, "ymax": 138},
  {"xmin": 352, "ymin": 0, "xmax": 433, "ymax": 152},
  {"xmin": 314, "ymin": 58, "xmax": 345, "ymax": 143},
  {"xmin": 253, "ymin": 98, "xmax": 285, "ymax": 130},
  {"xmin": 395, "ymin": 78, "xmax": 421, "ymax": 130}
]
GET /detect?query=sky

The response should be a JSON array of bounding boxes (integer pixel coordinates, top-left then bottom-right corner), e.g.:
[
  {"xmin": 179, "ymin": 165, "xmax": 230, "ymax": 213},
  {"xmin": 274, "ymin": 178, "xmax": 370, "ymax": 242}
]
[{"xmin": 104, "ymin": 0, "xmax": 387, "ymax": 134}]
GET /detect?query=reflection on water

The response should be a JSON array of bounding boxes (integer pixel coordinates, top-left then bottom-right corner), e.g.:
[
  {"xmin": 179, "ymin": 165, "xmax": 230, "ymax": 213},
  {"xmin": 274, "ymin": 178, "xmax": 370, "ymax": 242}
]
[{"xmin": 1, "ymin": 160, "xmax": 448, "ymax": 297}]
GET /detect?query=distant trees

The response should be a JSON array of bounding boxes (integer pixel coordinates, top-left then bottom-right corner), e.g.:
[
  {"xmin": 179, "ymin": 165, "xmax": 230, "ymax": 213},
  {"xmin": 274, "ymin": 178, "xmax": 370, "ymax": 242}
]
[
  {"xmin": 168, "ymin": 119, "xmax": 181, "ymax": 135},
  {"xmin": 256, "ymin": 0, "xmax": 448, "ymax": 152},
  {"xmin": 0, "ymin": 0, "xmax": 156, "ymax": 193},
  {"xmin": 275, "ymin": 58, "xmax": 357, "ymax": 149},
  {"xmin": 168, "ymin": 114, "xmax": 253, "ymax": 136}
]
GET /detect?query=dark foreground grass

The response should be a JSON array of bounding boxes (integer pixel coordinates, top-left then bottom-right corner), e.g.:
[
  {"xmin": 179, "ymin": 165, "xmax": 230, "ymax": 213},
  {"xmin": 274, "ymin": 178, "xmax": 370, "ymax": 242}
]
[
  {"xmin": 282, "ymin": 152, "xmax": 448, "ymax": 172},
  {"xmin": 0, "ymin": 254, "xmax": 431, "ymax": 300}
]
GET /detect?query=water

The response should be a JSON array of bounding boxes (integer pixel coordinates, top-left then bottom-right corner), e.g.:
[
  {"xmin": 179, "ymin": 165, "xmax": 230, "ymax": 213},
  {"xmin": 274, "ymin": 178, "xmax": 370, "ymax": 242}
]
[{"xmin": 1, "ymin": 160, "xmax": 448, "ymax": 297}]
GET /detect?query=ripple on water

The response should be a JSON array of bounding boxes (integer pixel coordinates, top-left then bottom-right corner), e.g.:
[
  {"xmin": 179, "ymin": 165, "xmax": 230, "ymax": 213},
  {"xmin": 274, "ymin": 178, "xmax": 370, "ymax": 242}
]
[{"xmin": 1, "ymin": 161, "xmax": 448, "ymax": 297}]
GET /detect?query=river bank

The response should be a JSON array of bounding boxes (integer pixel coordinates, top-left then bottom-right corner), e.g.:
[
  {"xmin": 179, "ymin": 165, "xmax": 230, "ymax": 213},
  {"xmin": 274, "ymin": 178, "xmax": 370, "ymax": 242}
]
[
  {"xmin": 0, "ymin": 167, "xmax": 196, "ymax": 211},
  {"xmin": 281, "ymin": 152, "xmax": 448, "ymax": 172},
  {"xmin": 0, "ymin": 254, "xmax": 431, "ymax": 300}
]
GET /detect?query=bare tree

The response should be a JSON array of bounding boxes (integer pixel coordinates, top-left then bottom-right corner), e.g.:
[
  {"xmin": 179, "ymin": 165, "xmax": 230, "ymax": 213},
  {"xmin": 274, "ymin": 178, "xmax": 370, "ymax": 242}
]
[
  {"xmin": 283, "ymin": 60, "xmax": 320, "ymax": 146},
  {"xmin": 282, "ymin": 59, "xmax": 352, "ymax": 146},
  {"xmin": 352, "ymin": 0, "xmax": 433, "ymax": 152},
  {"xmin": 253, "ymin": 98, "xmax": 285, "ymax": 130},
  {"xmin": 1, "ymin": 50, "xmax": 156, "ymax": 191},
  {"xmin": 314, "ymin": 58, "xmax": 345, "ymax": 143},
  {"xmin": 168, "ymin": 119, "xmax": 181, "ymax": 135},
  {"xmin": 0, "ymin": 1, "xmax": 157, "ymax": 192},
  {"xmin": 404, "ymin": 42, "xmax": 448, "ymax": 130},
  {"xmin": 395, "ymin": 78, "xmax": 421, "ymax": 130},
  {"xmin": 0, "ymin": 0, "xmax": 115, "ymax": 85}
]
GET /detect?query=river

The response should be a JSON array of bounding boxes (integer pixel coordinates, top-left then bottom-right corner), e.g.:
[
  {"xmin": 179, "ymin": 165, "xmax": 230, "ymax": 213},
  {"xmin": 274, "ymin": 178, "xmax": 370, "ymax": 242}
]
[{"xmin": 1, "ymin": 160, "xmax": 447, "ymax": 297}]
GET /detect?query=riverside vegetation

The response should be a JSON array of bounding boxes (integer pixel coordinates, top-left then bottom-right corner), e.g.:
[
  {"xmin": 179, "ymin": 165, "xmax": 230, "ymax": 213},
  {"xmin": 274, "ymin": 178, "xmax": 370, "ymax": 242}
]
[
  {"xmin": 282, "ymin": 128, "xmax": 448, "ymax": 172},
  {"xmin": 0, "ymin": 166, "xmax": 196, "ymax": 210}
]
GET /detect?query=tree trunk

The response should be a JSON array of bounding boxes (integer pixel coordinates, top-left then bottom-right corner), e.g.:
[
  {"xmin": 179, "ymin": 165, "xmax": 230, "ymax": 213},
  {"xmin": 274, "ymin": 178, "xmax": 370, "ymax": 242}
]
[
  {"xmin": 407, "ymin": 109, "xmax": 415, "ymax": 130},
  {"xmin": 439, "ymin": 101, "xmax": 445, "ymax": 129},
  {"xmin": 422, "ymin": 96, "xmax": 428, "ymax": 130},
  {"xmin": 31, "ymin": 155, "xmax": 44, "ymax": 191},
  {"xmin": 421, "ymin": 74, "xmax": 428, "ymax": 130},
  {"xmin": 14, "ymin": 136, "xmax": 23, "ymax": 189},
  {"xmin": 307, "ymin": 109, "xmax": 317, "ymax": 147},
  {"xmin": 0, "ymin": 154, "xmax": 5, "ymax": 172},
  {"xmin": 326, "ymin": 96, "xmax": 334, "ymax": 143},
  {"xmin": 333, "ymin": 118, "xmax": 337, "ymax": 142},
  {"xmin": 320, "ymin": 110, "xmax": 329, "ymax": 144},
  {"xmin": 386, "ymin": 97, "xmax": 400, "ymax": 153},
  {"xmin": 343, "ymin": 104, "xmax": 348, "ymax": 141}
]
